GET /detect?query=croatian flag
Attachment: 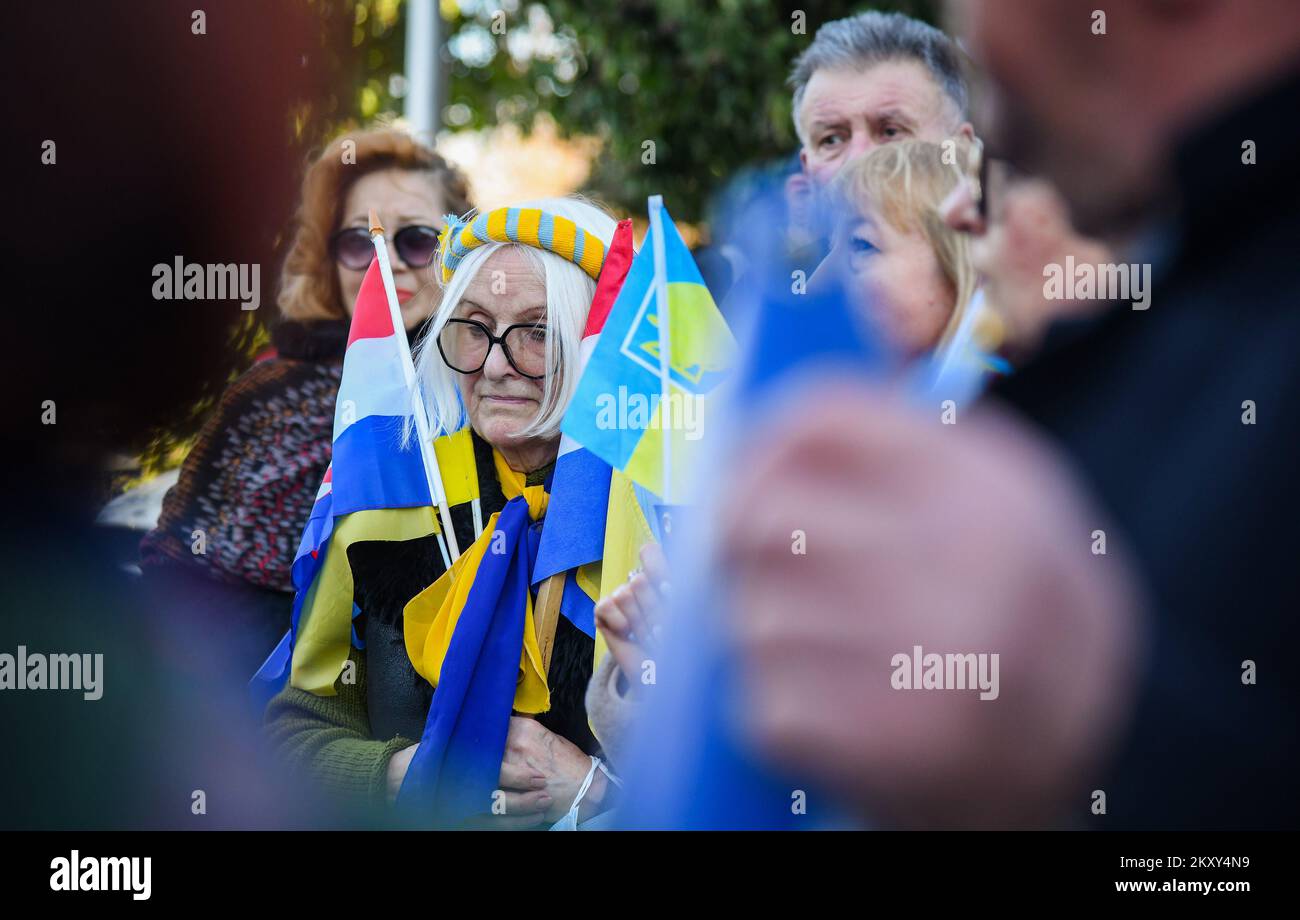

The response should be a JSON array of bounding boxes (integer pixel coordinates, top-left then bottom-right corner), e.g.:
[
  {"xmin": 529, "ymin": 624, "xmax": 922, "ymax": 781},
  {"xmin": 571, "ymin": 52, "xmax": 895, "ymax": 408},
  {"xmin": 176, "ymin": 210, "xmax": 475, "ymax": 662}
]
[
  {"xmin": 328, "ymin": 262, "xmax": 432, "ymax": 517},
  {"xmin": 251, "ymin": 257, "xmax": 440, "ymax": 705},
  {"xmin": 531, "ymin": 219, "xmax": 635, "ymax": 637}
]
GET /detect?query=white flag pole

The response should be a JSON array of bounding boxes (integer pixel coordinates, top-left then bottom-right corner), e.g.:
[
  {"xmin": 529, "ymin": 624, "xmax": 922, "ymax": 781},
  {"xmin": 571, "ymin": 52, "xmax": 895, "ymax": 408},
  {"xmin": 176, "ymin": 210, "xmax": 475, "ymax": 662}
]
[
  {"xmin": 470, "ymin": 492, "xmax": 483, "ymax": 539},
  {"xmin": 648, "ymin": 195, "xmax": 673, "ymax": 504},
  {"xmin": 369, "ymin": 211, "xmax": 460, "ymax": 567}
]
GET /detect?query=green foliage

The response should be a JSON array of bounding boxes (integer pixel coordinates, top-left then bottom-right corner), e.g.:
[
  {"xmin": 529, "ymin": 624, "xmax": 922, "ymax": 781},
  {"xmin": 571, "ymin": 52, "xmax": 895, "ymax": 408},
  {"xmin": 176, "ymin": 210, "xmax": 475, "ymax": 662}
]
[
  {"xmin": 138, "ymin": 0, "xmax": 940, "ymax": 476},
  {"xmin": 332, "ymin": 0, "xmax": 940, "ymax": 222},
  {"xmin": 521, "ymin": 1, "xmax": 937, "ymax": 221}
]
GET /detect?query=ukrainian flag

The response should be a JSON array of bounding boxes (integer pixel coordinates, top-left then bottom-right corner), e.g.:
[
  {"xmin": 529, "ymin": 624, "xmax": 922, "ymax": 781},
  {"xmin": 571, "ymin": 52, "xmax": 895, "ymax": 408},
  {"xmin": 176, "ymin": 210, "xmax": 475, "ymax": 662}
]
[
  {"xmin": 532, "ymin": 220, "xmax": 637, "ymax": 640},
  {"xmin": 561, "ymin": 203, "xmax": 736, "ymax": 501}
]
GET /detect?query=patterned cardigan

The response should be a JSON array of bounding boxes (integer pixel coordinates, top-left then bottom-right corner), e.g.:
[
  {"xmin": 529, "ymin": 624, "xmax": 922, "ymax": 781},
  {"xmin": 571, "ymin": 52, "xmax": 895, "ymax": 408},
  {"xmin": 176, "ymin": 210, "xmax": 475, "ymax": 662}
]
[{"xmin": 139, "ymin": 320, "xmax": 348, "ymax": 666}]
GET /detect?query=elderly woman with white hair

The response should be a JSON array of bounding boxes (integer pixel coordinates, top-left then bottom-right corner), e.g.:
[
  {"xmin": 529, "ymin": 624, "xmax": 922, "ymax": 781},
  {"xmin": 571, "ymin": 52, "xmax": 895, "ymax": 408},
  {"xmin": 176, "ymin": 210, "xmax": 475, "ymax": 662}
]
[{"xmin": 265, "ymin": 197, "xmax": 623, "ymax": 828}]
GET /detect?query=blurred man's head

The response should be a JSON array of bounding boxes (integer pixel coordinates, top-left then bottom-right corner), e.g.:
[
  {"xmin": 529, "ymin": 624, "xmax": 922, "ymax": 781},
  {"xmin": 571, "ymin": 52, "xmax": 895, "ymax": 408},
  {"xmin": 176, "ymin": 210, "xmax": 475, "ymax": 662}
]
[
  {"xmin": 789, "ymin": 11, "xmax": 974, "ymax": 187},
  {"xmin": 949, "ymin": 0, "xmax": 1300, "ymax": 238}
]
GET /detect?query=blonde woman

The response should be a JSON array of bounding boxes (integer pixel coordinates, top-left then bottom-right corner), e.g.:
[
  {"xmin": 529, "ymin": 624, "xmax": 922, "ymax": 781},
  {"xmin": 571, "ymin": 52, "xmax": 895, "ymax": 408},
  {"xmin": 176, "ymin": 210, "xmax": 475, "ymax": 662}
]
[{"xmin": 813, "ymin": 138, "xmax": 985, "ymax": 360}]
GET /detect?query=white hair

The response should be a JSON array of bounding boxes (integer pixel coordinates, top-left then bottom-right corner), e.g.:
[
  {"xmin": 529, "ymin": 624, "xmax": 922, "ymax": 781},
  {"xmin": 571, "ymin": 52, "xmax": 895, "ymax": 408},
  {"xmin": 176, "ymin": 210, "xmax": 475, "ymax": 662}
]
[{"xmin": 410, "ymin": 195, "xmax": 618, "ymax": 443}]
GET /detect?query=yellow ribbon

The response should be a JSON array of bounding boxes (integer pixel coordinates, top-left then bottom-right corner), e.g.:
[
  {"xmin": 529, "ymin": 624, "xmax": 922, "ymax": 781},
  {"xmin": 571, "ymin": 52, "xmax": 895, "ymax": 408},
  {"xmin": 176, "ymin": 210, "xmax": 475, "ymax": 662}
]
[{"xmin": 403, "ymin": 451, "xmax": 552, "ymax": 714}]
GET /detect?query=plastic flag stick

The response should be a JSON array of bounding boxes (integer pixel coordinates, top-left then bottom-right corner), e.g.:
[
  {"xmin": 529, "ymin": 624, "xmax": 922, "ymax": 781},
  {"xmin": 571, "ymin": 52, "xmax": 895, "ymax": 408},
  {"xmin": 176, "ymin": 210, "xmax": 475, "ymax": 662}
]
[
  {"xmin": 648, "ymin": 195, "xmax": 673, "ymax": 503},
  {"xmin": 369, "ymin": 210, "xmax": 458, "ymax": 568}
]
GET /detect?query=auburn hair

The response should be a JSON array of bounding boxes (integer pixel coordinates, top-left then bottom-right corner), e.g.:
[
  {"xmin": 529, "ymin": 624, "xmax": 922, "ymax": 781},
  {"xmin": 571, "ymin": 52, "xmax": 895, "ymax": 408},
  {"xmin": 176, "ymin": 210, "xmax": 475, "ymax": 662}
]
[{"xmin": 277, "ymin": 126, "xmax": 472, "ymax": 321}]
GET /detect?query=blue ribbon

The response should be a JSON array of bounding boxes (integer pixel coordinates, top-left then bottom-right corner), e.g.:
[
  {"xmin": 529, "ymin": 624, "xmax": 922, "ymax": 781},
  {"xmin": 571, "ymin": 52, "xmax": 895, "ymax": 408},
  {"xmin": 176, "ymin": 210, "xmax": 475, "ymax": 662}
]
[{"xmin": 397, "ymin": 496, "xmax": 543, "ymax": 827}]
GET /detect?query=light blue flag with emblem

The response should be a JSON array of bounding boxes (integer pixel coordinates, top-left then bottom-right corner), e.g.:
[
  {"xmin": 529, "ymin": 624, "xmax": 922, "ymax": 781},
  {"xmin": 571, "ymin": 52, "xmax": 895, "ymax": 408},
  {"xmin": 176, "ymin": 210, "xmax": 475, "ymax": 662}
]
[{"xmin": 561, "ymin": 199, "xmax": 736, "ymax": 502}]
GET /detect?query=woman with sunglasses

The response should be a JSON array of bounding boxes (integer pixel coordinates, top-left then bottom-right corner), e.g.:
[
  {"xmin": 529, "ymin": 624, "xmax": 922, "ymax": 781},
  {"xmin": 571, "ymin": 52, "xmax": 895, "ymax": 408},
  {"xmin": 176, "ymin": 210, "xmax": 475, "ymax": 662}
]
[
  {"xmin": 267, "ymin": 197, "xmax": 626, "ymax": 829},
  {"xmin": 141, "ymin": 126, "xmax": 471, "ymax": 673}
]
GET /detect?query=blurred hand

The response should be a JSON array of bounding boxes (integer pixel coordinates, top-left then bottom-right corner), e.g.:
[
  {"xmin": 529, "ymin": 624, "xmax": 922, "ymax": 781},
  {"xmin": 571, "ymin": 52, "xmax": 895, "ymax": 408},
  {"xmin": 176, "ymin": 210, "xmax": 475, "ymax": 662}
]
[
  {"xmin": 942, "ymin": 171, "xmax": 1112, "ymax": 354},
  {"xmin": 718, "ymin": 381, "xmax": 1140, "ymax": 828},
  {"xmin": 594, "ymin": 542, "xmax": 668, "ymax": 690}
]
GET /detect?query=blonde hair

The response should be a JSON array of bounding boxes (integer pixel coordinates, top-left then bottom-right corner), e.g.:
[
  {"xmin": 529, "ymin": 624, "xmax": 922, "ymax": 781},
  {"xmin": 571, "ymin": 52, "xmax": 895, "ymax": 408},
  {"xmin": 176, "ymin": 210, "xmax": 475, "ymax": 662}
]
[
  {"xmin": 277, "ymin": 125, "xmax": 472, "ymax": 322},
  {"xmin": 411, "ymin": 196, "xmax": 618, "ymax": 442},
  {"xmin": 832, "ymin": 138, "xmax": 979, "ymax": 352}
]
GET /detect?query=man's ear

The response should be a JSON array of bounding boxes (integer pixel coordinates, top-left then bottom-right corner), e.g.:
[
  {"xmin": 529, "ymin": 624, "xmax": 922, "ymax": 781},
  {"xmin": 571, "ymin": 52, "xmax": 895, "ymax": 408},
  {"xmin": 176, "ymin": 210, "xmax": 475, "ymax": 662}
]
[
  {"xmin": 957, "ymin": 121, "xmax": 976, "ymax": 141},
  {"xmin": 798, "ymin": 146, "xmax": 810, "ymax": 173}
]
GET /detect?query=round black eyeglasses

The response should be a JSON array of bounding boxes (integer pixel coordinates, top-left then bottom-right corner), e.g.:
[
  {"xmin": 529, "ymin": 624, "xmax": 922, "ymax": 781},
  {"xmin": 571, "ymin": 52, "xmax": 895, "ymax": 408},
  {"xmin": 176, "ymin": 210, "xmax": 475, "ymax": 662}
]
[{"xmin": 437, "ymin": 318, "xmax": 550, "ymax": 379}]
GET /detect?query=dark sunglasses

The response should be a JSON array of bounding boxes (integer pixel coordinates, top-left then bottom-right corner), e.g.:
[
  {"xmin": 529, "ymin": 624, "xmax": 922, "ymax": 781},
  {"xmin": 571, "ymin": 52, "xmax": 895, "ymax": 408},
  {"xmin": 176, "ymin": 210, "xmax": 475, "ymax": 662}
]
[{"xmin": 329, "ymin": 224, "xmax": 442, "ymax": 272}]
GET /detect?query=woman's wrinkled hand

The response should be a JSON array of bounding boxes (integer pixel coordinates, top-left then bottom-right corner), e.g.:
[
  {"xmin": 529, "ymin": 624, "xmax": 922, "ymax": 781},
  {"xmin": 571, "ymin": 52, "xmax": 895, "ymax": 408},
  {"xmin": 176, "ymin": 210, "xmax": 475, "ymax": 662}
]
[{"xmin": 492, "ymin": 715, "xmax": 605, "ymax": 827}]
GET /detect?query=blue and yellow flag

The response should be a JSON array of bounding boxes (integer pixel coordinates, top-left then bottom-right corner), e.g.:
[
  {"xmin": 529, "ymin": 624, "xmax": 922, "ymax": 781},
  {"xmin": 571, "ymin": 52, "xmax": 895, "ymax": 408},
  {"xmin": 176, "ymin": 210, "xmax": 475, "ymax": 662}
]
[
  {"xmin": 561, "ymin": 202, "xmax": 736, "ymax": 500},
  {"xmin": 615, "ymin": 182, "xmax": 883, "ymax": 830}
]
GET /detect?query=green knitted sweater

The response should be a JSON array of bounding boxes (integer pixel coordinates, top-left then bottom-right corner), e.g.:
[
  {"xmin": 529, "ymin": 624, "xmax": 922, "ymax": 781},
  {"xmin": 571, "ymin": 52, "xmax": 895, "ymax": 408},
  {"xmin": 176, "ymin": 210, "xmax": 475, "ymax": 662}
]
[{"xmin": 263, "ymin": 649, "xmax": 415, "ymax": 810}]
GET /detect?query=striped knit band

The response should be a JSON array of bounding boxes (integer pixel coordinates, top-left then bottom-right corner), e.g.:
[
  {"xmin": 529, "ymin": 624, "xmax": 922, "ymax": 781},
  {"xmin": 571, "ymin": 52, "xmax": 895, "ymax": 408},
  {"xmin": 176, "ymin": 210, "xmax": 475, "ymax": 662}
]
[{"xmin": 437, "ymin": 207, "xmax": 607, "ymax": 284}]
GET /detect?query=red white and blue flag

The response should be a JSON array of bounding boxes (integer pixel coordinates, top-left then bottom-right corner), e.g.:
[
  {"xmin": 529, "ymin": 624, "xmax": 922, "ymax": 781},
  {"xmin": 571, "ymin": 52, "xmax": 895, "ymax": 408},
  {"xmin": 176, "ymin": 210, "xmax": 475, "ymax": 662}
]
[{"xmin": 251, "ymin": 257, "xmax": 446, "ymax": 706}]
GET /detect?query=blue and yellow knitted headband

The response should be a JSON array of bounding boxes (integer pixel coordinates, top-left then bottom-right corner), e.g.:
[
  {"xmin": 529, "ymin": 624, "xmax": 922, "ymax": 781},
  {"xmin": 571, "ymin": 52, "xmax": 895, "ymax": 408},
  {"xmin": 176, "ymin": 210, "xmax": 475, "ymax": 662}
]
[{"xmin": 436, "ymin": 207, "xmax": 607, "ymax": 284}]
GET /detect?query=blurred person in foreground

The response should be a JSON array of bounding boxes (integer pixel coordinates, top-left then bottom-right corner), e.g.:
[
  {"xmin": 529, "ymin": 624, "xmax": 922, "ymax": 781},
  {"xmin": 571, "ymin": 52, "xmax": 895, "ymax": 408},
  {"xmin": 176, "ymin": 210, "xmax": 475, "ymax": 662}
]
[
  {"xmin": 716, "ymin": 0, "xmax": 1300, "ymax": 829},
  {"xmin": 140, "ymin": 127, "xmax": 471, "ymax": 675},
  {"xmin": 1, "ymin": 0, "xmax": 338, "ymax": 828}
]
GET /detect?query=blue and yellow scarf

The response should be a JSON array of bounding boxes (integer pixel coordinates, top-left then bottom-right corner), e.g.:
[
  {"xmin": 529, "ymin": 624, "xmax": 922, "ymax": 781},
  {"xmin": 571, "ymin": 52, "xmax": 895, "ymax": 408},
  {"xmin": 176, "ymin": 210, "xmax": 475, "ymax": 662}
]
[{"xmin": 397, "ymin": 451, "xmax": 554, "ymax": 824}]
